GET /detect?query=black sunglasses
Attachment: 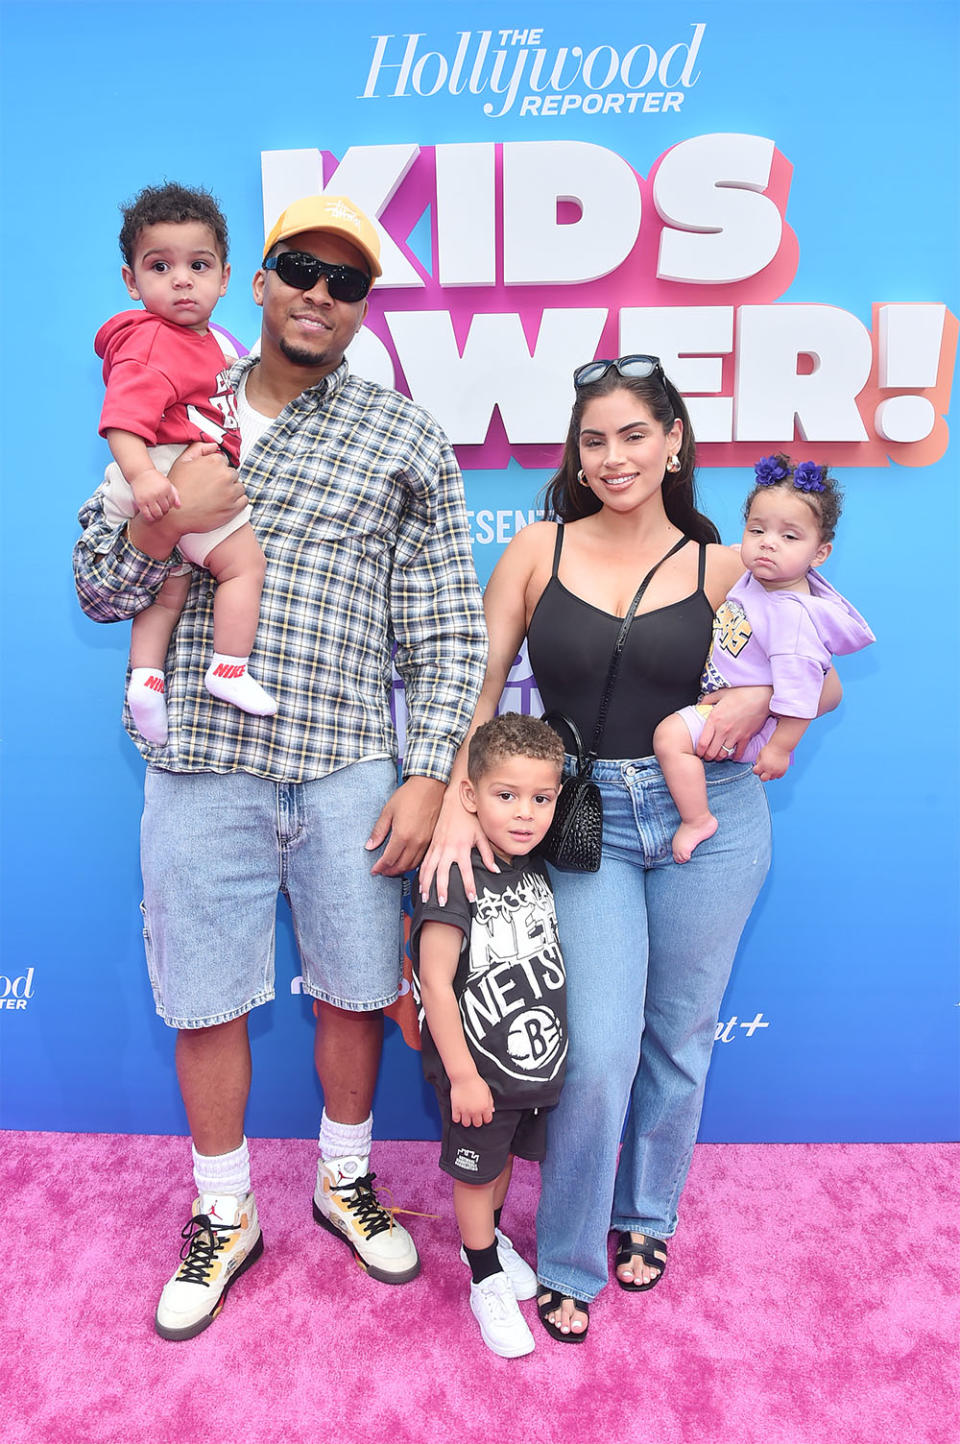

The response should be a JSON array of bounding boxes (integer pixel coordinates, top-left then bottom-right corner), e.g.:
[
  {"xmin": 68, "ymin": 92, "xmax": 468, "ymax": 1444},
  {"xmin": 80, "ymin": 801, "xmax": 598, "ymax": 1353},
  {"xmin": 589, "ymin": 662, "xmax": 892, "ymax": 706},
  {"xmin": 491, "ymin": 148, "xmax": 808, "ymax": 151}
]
[
  {"xmin": 264, "ymin": 250, "xmax": 371, "ymax": 303},
  {"xmin": 573, "ymin": 355, "xmax": 664, "ymax": 388}
]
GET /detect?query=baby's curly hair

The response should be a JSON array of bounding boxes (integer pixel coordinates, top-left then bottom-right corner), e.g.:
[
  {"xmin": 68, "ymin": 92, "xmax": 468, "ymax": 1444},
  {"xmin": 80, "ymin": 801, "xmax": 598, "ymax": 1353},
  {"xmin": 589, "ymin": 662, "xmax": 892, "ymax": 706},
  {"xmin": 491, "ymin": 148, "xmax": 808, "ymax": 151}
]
[
  {"xmin": 119, "ymin": 182, "xmax": 229, "ymax": 266},
  {"xmin": 467, "ymin": 713, "xmax": 565, "ymax": 784},
  {"xmin": 743, "ymin": 453, "xmax": 844, "ymax": 542}
]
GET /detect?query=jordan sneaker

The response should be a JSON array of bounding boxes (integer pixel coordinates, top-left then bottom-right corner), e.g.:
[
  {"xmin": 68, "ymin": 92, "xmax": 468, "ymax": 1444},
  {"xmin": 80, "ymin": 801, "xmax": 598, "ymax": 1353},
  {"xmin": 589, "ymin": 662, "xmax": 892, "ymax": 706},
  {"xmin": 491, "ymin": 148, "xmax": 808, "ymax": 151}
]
[
  {"xmin": 154, "ymin": 1192, "xmax": 263, "ymax": 1341},
  {"xmin": 312, "ymin": 1155, "xmax": 420, "ymax": 1284}
]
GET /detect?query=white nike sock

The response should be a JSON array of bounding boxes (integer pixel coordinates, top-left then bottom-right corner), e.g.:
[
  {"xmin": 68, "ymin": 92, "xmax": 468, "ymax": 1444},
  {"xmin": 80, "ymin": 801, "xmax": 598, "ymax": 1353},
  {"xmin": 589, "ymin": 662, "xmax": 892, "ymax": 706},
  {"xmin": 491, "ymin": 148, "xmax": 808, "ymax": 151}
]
[
  {"xmin": 128, "ymin": 668, "xmax": 168, "ymax": 744},
  {"xmin": 204, "ymin": 654, "xmax": 278, "ymax": 716}
]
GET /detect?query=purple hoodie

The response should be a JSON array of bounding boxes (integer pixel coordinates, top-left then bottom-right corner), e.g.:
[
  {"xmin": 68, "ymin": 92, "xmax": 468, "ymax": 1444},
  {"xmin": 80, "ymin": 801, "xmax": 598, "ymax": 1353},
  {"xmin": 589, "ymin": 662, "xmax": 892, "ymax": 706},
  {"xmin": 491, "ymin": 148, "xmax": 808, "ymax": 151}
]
[{"xmin": 700, "ymin": 569, "xmax": 875, "ymax": 719}]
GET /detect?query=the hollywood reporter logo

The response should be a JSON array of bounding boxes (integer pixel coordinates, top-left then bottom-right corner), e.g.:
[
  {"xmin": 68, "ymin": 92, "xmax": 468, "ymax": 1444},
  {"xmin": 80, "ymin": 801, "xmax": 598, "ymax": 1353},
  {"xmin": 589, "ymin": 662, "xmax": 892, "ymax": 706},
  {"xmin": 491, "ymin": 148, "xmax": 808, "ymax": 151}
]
[
  {"xmin": 361, "ymin": 24, "xmax": 706, "ymax": 119},
  {"xmin": 0, "ymin": 967, "xmax": 35, "ymax": 1012}
]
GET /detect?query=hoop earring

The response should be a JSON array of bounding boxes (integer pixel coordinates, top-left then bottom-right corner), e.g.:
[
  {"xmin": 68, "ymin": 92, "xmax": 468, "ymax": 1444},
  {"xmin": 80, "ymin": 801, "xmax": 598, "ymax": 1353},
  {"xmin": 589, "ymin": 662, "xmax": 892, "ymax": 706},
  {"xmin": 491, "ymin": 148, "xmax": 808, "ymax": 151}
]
[
  {"xmin": 577, "ymin": 468, "xmax": 590, "ymax": 487},
  {"xmin": 666, "ymin": 453, "xmax": 681, "ymax": 474}
]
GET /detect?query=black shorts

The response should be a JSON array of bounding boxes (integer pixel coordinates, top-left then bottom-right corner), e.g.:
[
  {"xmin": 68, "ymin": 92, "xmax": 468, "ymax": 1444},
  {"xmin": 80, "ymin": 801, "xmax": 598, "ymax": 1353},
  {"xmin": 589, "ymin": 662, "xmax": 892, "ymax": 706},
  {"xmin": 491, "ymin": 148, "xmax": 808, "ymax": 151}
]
[{"xmin": 435, "ymin": 1088, "xmax": 549, "ymax": 1185}]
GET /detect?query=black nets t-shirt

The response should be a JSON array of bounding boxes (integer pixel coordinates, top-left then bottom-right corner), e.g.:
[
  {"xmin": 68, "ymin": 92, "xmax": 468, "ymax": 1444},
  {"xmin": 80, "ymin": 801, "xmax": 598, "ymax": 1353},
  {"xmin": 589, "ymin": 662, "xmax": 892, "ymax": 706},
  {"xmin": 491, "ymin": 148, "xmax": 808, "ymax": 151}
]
[{"xmin": 411, "ymin": 851, "xmax": 567, "ymax": 1109}]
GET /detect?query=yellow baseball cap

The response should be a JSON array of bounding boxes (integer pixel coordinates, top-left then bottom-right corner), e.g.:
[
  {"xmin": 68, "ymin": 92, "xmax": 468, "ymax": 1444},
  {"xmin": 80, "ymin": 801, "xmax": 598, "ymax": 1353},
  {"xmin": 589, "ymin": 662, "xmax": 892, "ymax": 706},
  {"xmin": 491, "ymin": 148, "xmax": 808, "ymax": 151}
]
[{"xmin": 262, "ymin": 195, "xmax": 382, "ymax": 280}]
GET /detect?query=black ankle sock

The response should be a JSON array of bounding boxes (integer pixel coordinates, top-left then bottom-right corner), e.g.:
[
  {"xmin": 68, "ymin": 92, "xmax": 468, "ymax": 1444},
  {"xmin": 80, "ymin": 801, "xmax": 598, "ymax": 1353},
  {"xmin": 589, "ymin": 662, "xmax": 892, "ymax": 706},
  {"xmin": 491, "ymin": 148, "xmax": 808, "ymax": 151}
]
[
  {"xmin": 493, "ymin": 1206, "xmax": 503, "ymax": 1232},
  {"xmin": 464, "ymin": 1241, "xmax": 501, "ymax": 1284}
]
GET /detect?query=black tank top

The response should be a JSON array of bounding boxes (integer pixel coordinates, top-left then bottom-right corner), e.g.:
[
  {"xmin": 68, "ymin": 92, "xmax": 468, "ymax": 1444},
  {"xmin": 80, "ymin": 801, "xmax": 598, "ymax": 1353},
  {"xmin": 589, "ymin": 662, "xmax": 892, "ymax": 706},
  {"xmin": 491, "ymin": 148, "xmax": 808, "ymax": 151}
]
[{"xmin": 527, "ymin": 525, "xmax": 714, "ymax": 760}]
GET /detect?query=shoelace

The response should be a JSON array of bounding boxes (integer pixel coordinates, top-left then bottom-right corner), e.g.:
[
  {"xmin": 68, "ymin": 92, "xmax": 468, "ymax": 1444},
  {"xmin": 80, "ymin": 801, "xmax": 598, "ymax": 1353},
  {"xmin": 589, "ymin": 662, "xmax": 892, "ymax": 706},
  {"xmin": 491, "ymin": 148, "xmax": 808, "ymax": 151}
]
[
  {"xmin": 477, "ymin": 1275, "xmax": 513, "ymax": 1318},
  {"xmin": 332, "ymin": 1172, "xmax": 396, "ymax": 1239},
  {"xmin": 175, "ymin": 1214, "xmax": 234, "ymax": 1287}
]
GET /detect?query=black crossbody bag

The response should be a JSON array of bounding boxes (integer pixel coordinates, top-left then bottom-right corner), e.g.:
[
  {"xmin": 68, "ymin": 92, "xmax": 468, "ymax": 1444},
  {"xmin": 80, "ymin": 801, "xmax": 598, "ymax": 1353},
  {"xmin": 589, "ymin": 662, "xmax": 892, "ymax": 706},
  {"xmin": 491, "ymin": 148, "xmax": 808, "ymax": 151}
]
[{"xmin": 541, "ymin": 537, "xmax": 688, "ymax": 872}]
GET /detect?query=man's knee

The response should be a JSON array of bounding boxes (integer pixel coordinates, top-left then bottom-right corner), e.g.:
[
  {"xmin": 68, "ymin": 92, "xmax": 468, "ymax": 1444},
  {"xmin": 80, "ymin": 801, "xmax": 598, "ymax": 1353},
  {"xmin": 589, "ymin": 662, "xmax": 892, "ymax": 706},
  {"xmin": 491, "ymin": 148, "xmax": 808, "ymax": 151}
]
[
  {"xmin": 315, "ymin": 1001, "xmax": 384, "ymax": 1034},
  {"xmin": 176, "ymin": 1012, "xmax": 250, "ymax": 1052}
]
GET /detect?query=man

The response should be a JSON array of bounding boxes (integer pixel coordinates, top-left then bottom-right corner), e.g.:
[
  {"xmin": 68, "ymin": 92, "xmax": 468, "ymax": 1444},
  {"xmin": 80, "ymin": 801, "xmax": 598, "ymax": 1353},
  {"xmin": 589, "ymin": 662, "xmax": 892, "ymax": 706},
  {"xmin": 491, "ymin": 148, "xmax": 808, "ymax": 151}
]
[{"xmin": 75, "ymin": 194, "xmax": 486, "ymax": 1339}]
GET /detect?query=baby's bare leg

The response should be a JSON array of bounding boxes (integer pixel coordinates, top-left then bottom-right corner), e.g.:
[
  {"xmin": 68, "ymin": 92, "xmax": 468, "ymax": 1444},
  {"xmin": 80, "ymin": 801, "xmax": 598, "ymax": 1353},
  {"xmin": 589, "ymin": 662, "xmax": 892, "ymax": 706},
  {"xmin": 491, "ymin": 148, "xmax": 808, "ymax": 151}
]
[
  {"xmin": 204, "ymin": 523, "xmax": 267, "ymax": 657},
  {"xmin": 127, "ymin": 571, "xmax": 193, "ymax": 745},
  {"xmin": 130, "ymin": 571, "xmax": 192, "ymax": 669},
  {"xmin": 653, "ymin": 713, "xmax": 718, "ymax": 864},
  {"xmin": 202, "ymin": 524, "xmax": 277, "ymax": 718}
]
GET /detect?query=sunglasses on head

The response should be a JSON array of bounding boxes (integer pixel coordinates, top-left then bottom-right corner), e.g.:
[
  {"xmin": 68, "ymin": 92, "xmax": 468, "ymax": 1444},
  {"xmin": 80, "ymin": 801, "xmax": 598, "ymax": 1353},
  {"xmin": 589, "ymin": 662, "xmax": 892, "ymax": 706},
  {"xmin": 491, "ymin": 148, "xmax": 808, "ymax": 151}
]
[
  {"xmin": 573, "ymin": 355, "xmax": 664, "ymax": 388},
  {"xmin": 263, "ymin": 250, "xmax": 372, "ymax": 303}
]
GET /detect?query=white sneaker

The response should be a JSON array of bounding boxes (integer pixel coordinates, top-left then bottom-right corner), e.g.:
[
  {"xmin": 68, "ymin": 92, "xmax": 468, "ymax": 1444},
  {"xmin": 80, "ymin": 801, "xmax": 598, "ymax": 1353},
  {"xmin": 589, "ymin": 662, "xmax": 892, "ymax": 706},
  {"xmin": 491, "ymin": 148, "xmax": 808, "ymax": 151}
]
[
  {"xmin": 469, "ymin": 1271, "xmax": 536, "ymax": 1358},
  {"xmin": 460, "ymin": 1228, "xmax": 538, "ymax": 1300},
  {"xmin": 312, "ymin": 1155, "xmax": 420, "ymax": 1284},
  {"xmin": 155, "ymin": 1193, "xmax": 263, "ymax": 1341}
]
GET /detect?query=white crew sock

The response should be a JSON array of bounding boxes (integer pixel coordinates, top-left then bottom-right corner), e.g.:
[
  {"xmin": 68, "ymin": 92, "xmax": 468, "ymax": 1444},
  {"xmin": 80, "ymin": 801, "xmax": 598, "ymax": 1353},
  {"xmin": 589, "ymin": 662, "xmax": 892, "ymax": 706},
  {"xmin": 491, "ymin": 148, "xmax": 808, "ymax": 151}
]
[
  {"xmin": 128, "ymin": 667, "xmax": 169, "ymax": 744},
  {"xmin": 318, "ymin": 1110, "xmax": 373, "ymax": 1177},
  {"xmin": 204, "ymin": 654, "xmax": 278, "ymax": 717},
  {"xmin": 192, "ymin": 1138, "xmax": 252, "ymax": 1204}
]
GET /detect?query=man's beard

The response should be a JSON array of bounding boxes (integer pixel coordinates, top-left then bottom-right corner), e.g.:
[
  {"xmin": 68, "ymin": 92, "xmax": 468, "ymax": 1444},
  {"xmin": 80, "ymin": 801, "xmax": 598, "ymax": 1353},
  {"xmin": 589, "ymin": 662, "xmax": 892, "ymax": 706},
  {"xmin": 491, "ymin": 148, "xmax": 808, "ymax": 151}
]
[{"xmin": 279, "ymin": 335, "xmax": 341, "ymax": 369}]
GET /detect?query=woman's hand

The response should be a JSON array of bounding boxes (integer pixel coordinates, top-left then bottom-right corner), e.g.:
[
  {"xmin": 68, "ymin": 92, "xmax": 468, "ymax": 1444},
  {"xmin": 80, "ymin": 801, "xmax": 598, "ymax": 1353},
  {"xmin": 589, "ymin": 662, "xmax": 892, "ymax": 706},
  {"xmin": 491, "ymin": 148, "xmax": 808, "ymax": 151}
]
[
  {"xmin": 417, "ymin": 523, "xmax": 548, "ymax": 904},
  {"xmin": 696, "ymin": 686, "xmax": 773, "ymax": 761},
  {"xmin": 418, "ymin": 790, "xmax": 497, "ymax": 906}
]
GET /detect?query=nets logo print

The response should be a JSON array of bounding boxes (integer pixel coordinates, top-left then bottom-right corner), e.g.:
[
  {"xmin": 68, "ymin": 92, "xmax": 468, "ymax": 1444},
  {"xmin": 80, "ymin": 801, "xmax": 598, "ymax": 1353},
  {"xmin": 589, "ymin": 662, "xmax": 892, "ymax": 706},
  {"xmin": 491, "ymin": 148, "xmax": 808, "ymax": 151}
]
[{"xmin": 0, "ymin": 968, "xmax": 35, "ymax": 1012}]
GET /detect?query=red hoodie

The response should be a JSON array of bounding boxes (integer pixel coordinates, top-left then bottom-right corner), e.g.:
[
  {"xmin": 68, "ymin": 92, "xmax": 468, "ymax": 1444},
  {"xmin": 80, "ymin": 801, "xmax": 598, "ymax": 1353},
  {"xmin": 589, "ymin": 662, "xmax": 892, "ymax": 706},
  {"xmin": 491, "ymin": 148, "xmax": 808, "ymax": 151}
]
[{"xmin": 95, "ymin": 310, "xmax": 240, "ymax": 465}]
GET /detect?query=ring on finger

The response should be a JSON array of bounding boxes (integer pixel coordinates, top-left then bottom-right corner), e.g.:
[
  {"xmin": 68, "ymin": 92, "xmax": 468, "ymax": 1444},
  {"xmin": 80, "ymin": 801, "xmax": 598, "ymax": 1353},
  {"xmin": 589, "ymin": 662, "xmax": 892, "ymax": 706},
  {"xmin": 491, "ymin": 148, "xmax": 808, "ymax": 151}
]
[{"xmin": 720, "ymin": 743, "xmax": 736, "ymax": 755}]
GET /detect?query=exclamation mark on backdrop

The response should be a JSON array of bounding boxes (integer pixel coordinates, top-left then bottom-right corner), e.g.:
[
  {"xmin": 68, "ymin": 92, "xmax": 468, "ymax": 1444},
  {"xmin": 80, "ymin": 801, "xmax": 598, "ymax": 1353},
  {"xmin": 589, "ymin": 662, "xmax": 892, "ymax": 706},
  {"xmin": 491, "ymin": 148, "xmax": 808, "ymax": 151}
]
[{"xmin": 874, "ymin": 303, "xmax": 946, "ymax": 442}]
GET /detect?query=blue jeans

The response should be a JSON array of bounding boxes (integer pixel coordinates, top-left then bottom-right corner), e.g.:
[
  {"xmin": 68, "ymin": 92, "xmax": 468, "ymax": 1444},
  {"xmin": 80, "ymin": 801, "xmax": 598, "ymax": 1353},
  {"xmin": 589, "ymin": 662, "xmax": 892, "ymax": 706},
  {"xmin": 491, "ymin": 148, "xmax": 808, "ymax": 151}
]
[{"xmin": 536, "ymin": 755, "xmax": 771, "ymax": 1303}]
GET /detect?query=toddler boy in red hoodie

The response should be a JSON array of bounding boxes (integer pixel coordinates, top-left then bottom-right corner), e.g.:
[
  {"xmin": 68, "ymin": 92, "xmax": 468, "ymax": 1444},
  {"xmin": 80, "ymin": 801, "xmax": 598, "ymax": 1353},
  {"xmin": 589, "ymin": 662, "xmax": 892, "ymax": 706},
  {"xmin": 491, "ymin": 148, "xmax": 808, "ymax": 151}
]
[{"xmin": 96, "ymin": 182, "xmax": 275, "ymax": 744}]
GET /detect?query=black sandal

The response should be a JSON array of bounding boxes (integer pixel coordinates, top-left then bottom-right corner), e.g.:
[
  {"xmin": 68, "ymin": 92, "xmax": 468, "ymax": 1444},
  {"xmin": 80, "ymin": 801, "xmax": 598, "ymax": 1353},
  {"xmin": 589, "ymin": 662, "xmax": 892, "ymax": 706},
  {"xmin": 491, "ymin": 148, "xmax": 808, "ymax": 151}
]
[
  {"xmin": 615, "ymin": 1232, "xmax": 667, "ymax": 1292},
  {"xmin": 537, "ymin": 1289, "xmax": 590, "ymax": 1343}
]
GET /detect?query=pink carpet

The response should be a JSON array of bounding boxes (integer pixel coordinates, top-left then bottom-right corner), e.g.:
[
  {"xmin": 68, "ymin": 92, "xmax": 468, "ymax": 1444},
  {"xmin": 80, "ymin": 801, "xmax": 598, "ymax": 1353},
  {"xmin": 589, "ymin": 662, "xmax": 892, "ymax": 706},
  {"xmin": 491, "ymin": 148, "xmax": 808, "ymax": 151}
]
[{"xmin": 2, "ymin": 1134, "xmax": 956, "ymax": 1444}]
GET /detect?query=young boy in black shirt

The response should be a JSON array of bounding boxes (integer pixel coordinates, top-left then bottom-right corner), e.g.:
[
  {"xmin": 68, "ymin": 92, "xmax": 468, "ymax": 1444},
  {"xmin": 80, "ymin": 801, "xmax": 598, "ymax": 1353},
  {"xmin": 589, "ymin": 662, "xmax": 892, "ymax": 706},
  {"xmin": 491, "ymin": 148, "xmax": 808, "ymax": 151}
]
[{"xmin": 412, "ymin": 714, "xmax": 567, "ymax": 1357}]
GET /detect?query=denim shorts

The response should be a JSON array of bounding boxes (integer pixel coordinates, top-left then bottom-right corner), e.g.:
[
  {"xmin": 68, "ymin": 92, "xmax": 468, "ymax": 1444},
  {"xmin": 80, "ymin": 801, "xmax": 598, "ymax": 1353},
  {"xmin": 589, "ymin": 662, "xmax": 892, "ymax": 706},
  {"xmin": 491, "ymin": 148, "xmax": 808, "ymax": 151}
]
[{"xmin": 140, "ymin": 760, "xmax": 403, "ymax": 1029}]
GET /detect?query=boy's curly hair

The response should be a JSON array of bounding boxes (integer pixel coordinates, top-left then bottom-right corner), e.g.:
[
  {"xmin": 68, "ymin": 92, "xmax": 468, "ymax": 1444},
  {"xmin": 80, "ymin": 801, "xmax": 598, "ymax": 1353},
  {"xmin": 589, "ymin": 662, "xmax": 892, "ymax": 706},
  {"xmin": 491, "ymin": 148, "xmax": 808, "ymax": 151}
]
[
  {"xmin": 467, "ymin": 713, "xmax": 565, "ymax": 784},
  {"xmin": 119, "ymin": 182, "xmax": 229, "ymax": 266}
]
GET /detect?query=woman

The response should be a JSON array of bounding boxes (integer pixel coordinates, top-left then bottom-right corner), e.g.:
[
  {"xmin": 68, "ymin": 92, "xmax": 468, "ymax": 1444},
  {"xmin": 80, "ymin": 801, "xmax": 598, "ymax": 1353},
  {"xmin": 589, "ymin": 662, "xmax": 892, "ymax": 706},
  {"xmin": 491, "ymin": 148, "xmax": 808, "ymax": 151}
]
[{"xmin": 421, "ymin": 356, "xmax": 833, "ymax": 1341}]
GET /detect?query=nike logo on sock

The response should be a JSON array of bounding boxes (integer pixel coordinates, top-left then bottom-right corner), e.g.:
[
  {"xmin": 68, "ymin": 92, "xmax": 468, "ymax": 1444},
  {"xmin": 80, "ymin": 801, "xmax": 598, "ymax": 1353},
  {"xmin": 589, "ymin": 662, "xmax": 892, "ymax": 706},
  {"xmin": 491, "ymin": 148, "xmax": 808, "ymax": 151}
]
[{"xmin": 211, "ymin": 664, "xmax": 247, "ymax": 679}]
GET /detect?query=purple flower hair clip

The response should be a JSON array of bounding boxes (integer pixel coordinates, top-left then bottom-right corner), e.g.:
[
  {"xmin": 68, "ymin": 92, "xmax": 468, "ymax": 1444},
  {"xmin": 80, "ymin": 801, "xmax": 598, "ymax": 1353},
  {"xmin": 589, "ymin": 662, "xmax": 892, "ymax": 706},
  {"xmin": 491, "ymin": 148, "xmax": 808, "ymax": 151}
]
[
  {"xmin": 792, "ymin": 461, "xmax": 827, "ymax": 493},
  {"xmin": 754, "ymin": 455, "xmax": 789, "ymax": 486}
]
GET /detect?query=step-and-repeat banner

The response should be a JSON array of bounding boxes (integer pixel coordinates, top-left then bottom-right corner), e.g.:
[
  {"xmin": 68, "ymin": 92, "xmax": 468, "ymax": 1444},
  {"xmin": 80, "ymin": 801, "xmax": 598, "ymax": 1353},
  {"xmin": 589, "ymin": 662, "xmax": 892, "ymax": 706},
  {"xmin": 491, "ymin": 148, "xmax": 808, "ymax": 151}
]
[{"xmin": 2, "ymin": 2, "xmax": 956, "ymax": 1141}]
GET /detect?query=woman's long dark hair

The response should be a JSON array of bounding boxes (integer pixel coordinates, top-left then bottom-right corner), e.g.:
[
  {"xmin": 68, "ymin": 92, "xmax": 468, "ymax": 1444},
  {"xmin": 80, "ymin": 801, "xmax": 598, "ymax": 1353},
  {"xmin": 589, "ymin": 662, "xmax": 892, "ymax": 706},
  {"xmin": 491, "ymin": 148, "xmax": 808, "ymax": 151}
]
[{"xmin": 541, "ymin": 366, "xmax": 720, "ymax": 544}]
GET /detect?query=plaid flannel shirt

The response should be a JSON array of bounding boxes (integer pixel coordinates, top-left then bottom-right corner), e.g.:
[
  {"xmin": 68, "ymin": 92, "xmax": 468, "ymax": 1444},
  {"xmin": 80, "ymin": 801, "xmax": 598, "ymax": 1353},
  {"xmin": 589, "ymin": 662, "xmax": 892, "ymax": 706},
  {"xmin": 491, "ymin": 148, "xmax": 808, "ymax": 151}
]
[{"xmin": 74, "ymin": 358, "xmax": 487, "ymax": 783}]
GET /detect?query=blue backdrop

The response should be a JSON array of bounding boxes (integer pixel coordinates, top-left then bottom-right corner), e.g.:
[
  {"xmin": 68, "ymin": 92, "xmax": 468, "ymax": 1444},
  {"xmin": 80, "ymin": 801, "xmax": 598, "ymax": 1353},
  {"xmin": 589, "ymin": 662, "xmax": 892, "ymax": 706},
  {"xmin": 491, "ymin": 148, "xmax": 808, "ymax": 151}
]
[{"xmin": 1, "ymin": 0, "xmax": 956, "ymax": 1142}]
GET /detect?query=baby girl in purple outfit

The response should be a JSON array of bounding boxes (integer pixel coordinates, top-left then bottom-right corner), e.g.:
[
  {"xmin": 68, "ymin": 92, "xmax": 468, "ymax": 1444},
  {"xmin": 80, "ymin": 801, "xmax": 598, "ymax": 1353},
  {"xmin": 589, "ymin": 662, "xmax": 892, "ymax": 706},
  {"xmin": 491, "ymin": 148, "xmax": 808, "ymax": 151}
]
[{"xmin": 654, "ymin": 455, "xmax": 874, "ymax": 863}]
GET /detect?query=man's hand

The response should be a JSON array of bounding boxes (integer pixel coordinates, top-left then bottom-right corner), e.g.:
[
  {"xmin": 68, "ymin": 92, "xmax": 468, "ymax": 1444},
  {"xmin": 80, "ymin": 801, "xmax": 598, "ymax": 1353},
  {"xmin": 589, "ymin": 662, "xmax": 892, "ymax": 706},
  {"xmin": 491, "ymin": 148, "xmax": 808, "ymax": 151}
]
[
  {"xmin": 450, "ymin": 1072, "xmax": 495, "ymax": 1128},
  {"xmin": 128, "ymin": 442, "xmax": 246, "ymax": 560},
  {"xmin": 367, "ymin": 776, "xmax": 447, "ymax": 875}
]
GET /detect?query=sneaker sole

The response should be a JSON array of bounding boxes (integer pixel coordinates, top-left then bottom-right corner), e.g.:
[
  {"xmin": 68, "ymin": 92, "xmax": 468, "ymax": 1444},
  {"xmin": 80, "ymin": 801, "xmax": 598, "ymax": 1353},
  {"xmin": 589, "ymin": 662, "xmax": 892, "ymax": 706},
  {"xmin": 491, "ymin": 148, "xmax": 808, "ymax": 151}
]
[
  {"xmin": 312, "ymin": 1199, "xmax": 421, "ymax": 1284},
  {"xmin": 154, "ymin": 1230, "xmax": 264, "ymax": 1341}
]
